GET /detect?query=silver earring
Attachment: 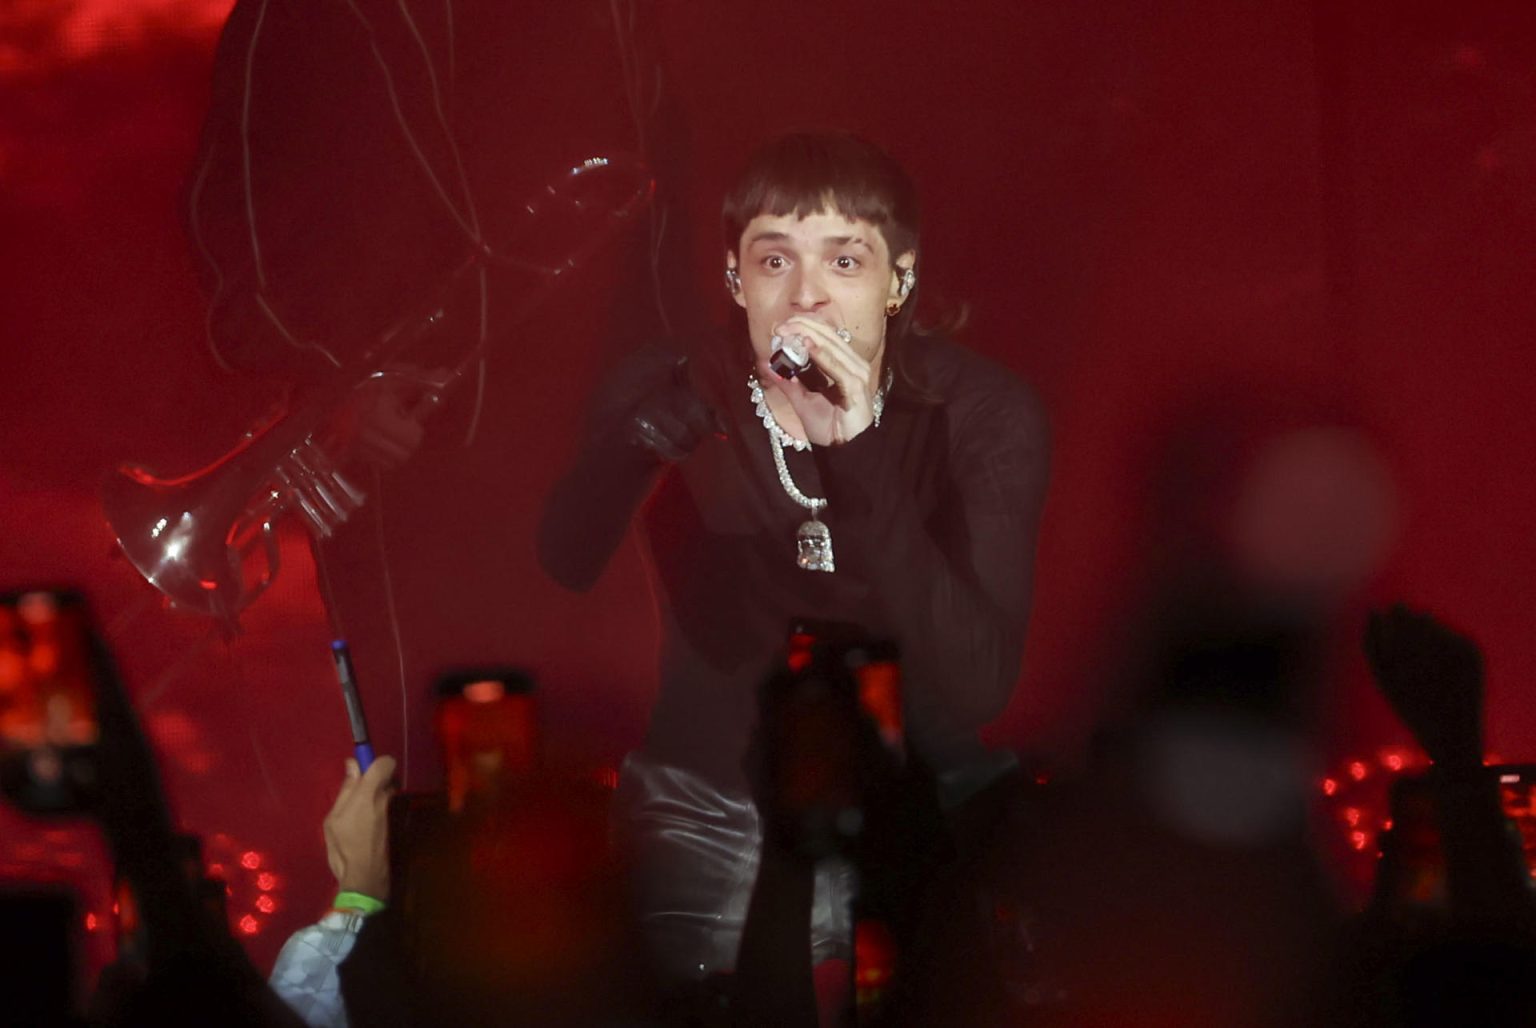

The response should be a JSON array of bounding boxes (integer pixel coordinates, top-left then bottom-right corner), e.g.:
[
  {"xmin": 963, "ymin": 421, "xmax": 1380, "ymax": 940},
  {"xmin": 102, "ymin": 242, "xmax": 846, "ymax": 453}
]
[
  {"xmin": 725, "ymin": 267, "xmax": 741, "ymax": 294},
  {"xmin": 899, "ymin": 268, "xmax": 916, "ymax": 297}
]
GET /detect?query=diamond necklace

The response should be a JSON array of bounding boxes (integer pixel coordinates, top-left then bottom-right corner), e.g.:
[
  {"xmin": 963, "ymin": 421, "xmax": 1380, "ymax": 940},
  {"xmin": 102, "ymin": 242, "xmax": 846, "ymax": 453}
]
[{"xmin": 745, "ymin": 369, "xmax": 893, "ymax": 573}]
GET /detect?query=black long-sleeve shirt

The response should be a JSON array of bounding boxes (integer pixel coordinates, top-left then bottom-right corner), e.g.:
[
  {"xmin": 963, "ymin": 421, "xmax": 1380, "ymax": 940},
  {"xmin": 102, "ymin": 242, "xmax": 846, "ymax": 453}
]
[{"xmin": 539, "ymin": 333, "xmax": 1050, "ymax": 792}]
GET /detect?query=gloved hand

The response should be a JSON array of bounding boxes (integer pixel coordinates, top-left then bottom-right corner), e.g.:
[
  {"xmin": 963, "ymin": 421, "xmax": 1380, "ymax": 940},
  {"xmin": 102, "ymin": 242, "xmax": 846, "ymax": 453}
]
[{"xmin": 626, "ymin": 355, "xmax": 724, "ymax": 463}]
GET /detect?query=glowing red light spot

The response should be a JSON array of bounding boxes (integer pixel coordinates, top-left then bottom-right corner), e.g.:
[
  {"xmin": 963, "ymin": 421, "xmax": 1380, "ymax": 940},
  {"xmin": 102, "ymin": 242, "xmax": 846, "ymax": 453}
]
[
  {"xmin": 255, "ymin": 895, "xmax": 276, "ymax": 914},
  {"xmin": 1385, "ymin": 753, "xmax": 1404, "ymax": 772},
  {"xmin": 207, "ymin": 863, "xmax": 225, "ymax": 880},
  {"xmin": 464, "ymin": 679, "xmax": 505, "ymax": 704},
  {"xmin": 240, "ymin": 851, "xmax": 261, "ymax": 870},
  {"xmin": 238, "ymin": 915, "xmax": 260, "ymax": 935},
  {"xmin": 854, "ymin": 920, "xmax": 897, "ymax": 989},
  {"xmin": 85, "ymin": 913, "xmax": 98, "ymax": 931},
  {"xmin": 1344, "ymin": 807, "xmax": 1362, "ymax": 827},
  {"xmin": 29, "ymin": 642, "xmax": 59, "ymax": 676},
  {"xmin": 592, "ymin": 767, "xmax": 619, "ymax": 790},
  {"xmin": 1350, "ymin": 831, "xmax": 1369, "ymax": 851},
  {"xmin": 1381, "ymin": 819, "xmax": 1394, "ymax": 831},
  {"xmin": 256, "ymin": 873, "xmax": 277, "ymax": 891},
  {"xmin": 1349, "ymin": 761, "xmax": 1368, "ymax": 782},
  {"xmin": 1321, "ymin": 778, "xmax": 1338, "ymax": 796}
]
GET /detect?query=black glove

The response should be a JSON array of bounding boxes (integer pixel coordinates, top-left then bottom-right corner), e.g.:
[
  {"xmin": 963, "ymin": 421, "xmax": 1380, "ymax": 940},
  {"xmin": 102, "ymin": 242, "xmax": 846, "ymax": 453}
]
[{"xmin": 626, "ymin": 355, "xmax": 724, "ymax": 463}]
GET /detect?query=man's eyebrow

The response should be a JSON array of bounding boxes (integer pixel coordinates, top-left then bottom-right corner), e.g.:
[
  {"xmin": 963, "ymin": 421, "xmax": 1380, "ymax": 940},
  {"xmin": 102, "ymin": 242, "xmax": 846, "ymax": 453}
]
[{"xmin": 743, "ymin": 232, "xmax": 875, "ymax": 251}]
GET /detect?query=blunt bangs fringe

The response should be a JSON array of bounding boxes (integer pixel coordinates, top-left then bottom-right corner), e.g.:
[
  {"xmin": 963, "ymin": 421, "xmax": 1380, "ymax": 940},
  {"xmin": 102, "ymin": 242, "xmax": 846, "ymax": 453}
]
[{"xmin": 722, "ymin": 133, "xmax": 919, "ymax": 260}]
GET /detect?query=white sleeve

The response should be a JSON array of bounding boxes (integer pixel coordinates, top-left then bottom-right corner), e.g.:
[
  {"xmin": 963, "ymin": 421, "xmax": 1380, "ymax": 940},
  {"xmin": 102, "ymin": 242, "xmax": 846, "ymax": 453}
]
[{"xmin": 268, "ymin": 910, "xmax": 369, "ymax": 1028}]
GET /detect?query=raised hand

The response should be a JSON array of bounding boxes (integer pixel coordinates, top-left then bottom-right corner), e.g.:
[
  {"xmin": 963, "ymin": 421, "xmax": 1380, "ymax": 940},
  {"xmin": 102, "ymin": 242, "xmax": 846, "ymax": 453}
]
[
  {"xmin": 1364, "ymin": 605, "xmax": 1485, "ymax": 772},
  {"xmin": 323, "ymin": 755, "xmax": 397, "ymax": 901}
]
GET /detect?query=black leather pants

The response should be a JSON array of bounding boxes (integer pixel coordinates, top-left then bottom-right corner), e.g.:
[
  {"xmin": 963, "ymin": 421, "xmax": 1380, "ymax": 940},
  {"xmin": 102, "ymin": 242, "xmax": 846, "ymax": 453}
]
[{"xmin": 613, "ymin": 752, "xmax": 855, "ymax": 985}]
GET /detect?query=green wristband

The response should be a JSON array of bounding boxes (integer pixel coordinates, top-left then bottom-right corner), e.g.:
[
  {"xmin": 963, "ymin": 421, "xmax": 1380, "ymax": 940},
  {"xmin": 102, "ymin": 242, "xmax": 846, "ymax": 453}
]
[{"xmin": 332, "ymin": 890, "xmax": 386, "ymax": 916}]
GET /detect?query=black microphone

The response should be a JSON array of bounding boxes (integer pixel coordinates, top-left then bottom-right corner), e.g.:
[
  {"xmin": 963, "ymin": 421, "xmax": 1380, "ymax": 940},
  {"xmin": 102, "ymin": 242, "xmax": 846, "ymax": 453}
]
[{"xmin": 768, "ymin": 333, "xmax": 835, "ymax": 396}]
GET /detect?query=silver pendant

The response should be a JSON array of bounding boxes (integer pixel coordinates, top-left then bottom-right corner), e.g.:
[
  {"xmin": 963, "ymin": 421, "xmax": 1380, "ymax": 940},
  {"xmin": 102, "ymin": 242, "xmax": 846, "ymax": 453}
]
[{"xmin": 796, "ymin": 517, "xmax": 835, "ymax": 573}]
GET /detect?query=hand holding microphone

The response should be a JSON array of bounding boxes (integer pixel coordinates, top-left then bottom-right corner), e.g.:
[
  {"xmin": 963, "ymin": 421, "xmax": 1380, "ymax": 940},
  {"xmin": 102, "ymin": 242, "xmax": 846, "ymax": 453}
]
[
  {"xmin": 758, "ymin": 317, "xmax": 882, "ymax": 445},
  {"xmin": 768, "ymin": 331, "xmax": 838, "ymax": 396}
]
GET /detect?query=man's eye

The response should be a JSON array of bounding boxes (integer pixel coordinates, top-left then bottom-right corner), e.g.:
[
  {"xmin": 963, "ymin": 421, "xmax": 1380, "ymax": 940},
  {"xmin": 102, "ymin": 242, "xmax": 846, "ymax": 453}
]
[
  {"xmin": 833, "ymin": 255, "xmax": 860, "ymax": 271},
  {"xmin": 762, "ymin": 255, "xmax": 787, "ymax": 271}
]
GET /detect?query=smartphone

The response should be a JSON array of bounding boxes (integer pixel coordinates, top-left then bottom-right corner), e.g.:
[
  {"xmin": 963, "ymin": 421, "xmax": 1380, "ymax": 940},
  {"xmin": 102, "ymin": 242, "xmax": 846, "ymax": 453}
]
[
  {"xmin": 766, "ymin": 623, "xmax": 905, "ymax": 857},
  {"xmin": 783, "ymin": 621, "xmax": 903, "ymax": 754},
  {"xmin": 1495, "ymin": 764, "xmax": 1536, "ymax": 876},
  {"xmin": 383, "ymin": 670, "xmax": 541, "ymax": 914},
  {"xmin": 1377, "ymin": 764, "xmax": 1536, "ymax": 910},
  {"xmin": 847, "ymin": 641, "xmax": 904, "ymax": 759},
  {"xmin": 0, "ymin": 590, "xmax": 100, "ymax": 815},
  {"xmin": 433, "ymin": 668, "xmax": 539, "ymax": 811}
]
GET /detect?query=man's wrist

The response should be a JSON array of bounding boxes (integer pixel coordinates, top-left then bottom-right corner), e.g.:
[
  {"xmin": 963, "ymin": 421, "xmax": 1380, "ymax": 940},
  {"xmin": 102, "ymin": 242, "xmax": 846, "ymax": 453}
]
[{"xmin": 332, "ymin": 889, "xmax": 387, "ymax": 916}]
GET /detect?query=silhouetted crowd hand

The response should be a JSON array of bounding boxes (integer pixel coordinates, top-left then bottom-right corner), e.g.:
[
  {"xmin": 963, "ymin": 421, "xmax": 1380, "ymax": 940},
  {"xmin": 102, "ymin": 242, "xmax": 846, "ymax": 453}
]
[
  {"xmin": 1345, "ymin": 604, "xmax": 1536, "ymax": 1028},
  {"xmin": 84, "ymin": 627, "xmax": 302, "ymax": 1027},
  {"xmin": 1364, "ymin": 605, "xmax": 1485, "ymax": 774}
]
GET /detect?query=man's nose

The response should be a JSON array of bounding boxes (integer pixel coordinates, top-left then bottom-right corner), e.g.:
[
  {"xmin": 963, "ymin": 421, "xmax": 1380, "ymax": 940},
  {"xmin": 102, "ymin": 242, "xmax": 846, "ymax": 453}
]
[{"xmin": 789, "ymin": 265, "xmax": 830, "ymax": 312}]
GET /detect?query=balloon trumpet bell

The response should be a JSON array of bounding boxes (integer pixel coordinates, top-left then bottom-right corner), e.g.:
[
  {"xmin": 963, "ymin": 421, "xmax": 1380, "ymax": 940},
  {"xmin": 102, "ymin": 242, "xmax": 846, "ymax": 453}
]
[{"xmin": 101, "ymin": 401, "xmax": 365, "ymax": 628}]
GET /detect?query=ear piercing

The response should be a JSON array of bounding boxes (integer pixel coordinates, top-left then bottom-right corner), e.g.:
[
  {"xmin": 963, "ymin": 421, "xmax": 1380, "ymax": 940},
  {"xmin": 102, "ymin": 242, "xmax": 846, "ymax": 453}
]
[{"xmin": 724, "ymin": 267, "xmax": 741, "ymax": 294}]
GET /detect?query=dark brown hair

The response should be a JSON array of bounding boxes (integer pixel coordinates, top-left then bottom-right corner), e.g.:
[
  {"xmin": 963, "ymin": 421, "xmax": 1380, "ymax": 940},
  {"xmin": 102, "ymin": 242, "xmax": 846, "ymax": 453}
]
[{"xmin": 721, "ymin": 132, "xmax": 931, "ymax": 397}]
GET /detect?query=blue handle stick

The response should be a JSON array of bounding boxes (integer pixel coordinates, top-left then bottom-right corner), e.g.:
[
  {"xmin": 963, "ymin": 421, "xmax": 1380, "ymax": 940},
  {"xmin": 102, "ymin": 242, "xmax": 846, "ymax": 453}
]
[{"xmin": 330, "ymin": 640, "xmax": 374, "ymax": 772}]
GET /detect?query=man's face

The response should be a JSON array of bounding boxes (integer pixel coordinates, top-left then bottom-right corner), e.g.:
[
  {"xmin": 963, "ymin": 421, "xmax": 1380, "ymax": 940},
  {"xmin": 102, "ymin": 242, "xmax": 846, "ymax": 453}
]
[{"xmin": 729, "ymin": 209, "xmax": 910, "ymax": 368}]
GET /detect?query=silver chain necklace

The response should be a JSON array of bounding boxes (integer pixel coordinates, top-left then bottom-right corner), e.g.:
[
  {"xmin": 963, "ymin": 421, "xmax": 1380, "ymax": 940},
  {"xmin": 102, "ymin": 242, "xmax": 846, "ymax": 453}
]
[{"xmin": 745, "ymin": 369, "xmax": 892, "ymax": 573}]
